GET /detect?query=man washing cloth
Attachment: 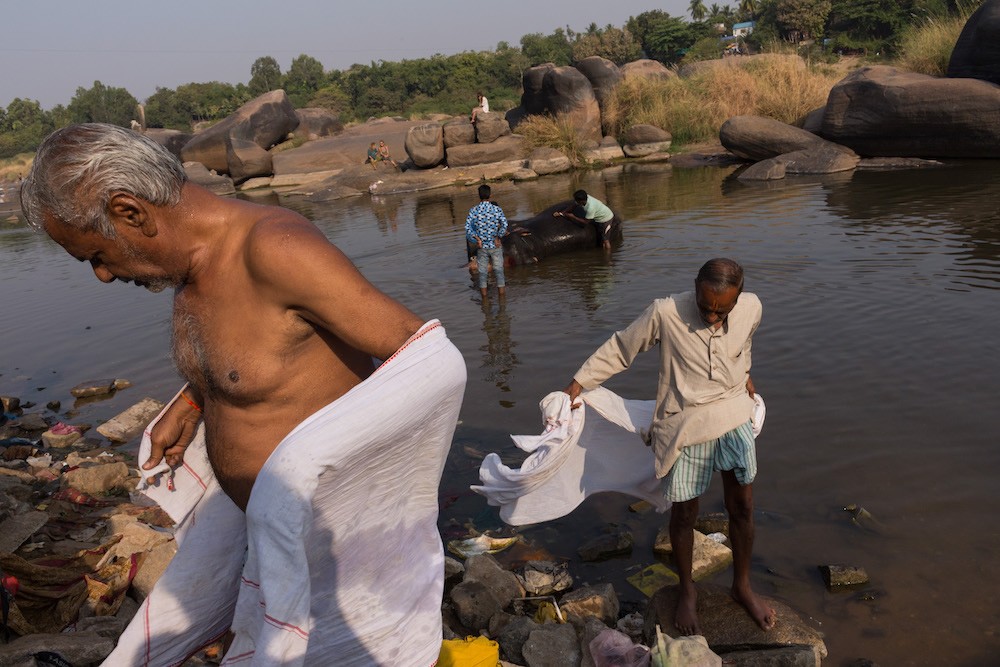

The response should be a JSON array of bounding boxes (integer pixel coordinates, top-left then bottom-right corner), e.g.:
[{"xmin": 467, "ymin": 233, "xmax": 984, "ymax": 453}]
[
  {"xmin": 22, "ymin": 123, "xmax": 466, "ymax": 666},
  {"xmin": 560, "ymin": 258, "xmax": 775, "ymax": 636}
]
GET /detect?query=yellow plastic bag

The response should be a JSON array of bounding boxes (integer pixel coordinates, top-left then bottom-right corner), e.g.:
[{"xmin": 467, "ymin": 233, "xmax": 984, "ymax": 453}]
[{"xmin": 438, "ymin": 635, "xmax": 501, "ymax": 667}]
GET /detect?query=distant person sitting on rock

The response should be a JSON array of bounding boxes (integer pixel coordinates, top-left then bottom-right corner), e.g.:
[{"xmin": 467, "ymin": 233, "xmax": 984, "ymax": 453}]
[
  {"xmin": 378, "ymin": 140, "xmax": 397, "ymax": 168},
  {"xmin": 465, "ymin": 184, "xmax": 507, "ymax": 300},
  {"xmin": 365, "ymin": 142, "xmax": 380, "ymax": 170},
  {"xmin": 554, "ymin": 189, "xmax": 617, "ymax": 250},
  {"xmin": 470, "ymin": 92, "xmax": 489, "ymax": 123}
]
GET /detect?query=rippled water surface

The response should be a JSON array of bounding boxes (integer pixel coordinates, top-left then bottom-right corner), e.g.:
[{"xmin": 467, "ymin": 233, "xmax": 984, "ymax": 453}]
[{"xmin": 3, "ymin": 162, "xmax": 999, "ymax": 665}]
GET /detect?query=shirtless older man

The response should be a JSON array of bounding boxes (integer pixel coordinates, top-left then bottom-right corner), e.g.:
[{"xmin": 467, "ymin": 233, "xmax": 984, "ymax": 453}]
[{"xmin": 22, "ymin": 124, "xmax": 466, "ymax": 665}]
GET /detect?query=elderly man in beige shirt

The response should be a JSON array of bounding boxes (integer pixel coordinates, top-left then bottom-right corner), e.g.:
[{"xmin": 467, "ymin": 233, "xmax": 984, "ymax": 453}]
[{"xmin": 562, "ymin": 258, "xmax": 775, "ymax": 636}]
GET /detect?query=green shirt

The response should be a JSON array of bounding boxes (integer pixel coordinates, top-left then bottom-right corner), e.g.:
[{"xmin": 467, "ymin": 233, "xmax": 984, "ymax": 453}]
[{"xmin": 581, "ymin": 196, "xmax": 614, "ymax": 223}]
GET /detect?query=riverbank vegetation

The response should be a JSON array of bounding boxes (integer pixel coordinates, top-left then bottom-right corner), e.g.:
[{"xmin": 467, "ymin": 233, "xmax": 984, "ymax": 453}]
[
  {"xmin": 0, "ymin": 0, "xmax": 984, "ymax": 160},
  {"xmin": 603, "ymin": 56, "xmax": 842, "ymax": 145}
]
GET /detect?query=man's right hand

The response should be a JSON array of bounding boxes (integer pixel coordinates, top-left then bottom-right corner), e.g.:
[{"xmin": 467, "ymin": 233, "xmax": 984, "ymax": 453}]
[
  {"xmin": 562, "ymin": 380, "xmax": 583, "ymax": 408},
  {"xmin": 142, "ymin": 393, "xmax": 203, "ymax": 483}
]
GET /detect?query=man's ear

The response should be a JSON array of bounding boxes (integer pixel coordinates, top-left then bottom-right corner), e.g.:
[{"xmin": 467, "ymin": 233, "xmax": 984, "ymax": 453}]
[{"xmin": 107, "ymin": 192, "xmax": 158, "ymax": 237}]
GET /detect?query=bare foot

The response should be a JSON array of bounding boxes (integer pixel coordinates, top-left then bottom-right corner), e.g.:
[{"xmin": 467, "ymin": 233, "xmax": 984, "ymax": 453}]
[
  {"xmin": 732, "ymin": 585, "xmax": 776, "ymax": 631},
  {"xmin": 674, "ymin": 582, "xmax": 700, "ymax": 635}
]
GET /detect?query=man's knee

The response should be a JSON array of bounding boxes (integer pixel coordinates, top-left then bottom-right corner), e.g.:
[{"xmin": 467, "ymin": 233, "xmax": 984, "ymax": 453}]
[
  {"xmin": 670, "ymin": 498, "xmax": 699, "ymax": 529},
  {"xmin": 724, "ymin": 480, "xmax": 754, "ymax": 522}
]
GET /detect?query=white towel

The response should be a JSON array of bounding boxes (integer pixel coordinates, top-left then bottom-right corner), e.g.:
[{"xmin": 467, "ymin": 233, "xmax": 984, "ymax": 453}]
[
  {"xmin": 473, "ymin": 389, "xmax": 765, "ymax": 526},
  {"xmin": 105, "ymin": 320, "xmax": 466, "ymax": 666}
]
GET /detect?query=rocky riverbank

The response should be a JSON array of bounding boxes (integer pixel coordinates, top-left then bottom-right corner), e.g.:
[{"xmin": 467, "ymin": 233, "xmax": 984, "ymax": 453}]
[{"xmin": 1, "ymin": 376, "xmax": 876, "ymax": 666}]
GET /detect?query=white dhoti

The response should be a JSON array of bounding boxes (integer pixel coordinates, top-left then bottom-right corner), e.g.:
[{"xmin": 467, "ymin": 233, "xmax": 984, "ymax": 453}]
[{"xmin": 105, "ymin": 321, "xmax": 466, "ymax": 666}]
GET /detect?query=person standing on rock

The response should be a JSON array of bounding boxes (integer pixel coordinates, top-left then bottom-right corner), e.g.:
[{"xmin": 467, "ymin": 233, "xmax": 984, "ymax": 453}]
[
  {"xmin": 21, "ymin": 123, "xmax": 466, "ymax": 665},
  {"xmin": 465, "ymin": 184, "xmax": 507, "ymax": 300},
  {"xmin": 554, "ymin": 189, "xmax": 616, "ymax": 250},
  {"xmin": 559, "ymin": 258, "xmax": 775, "ymax": 635},
  {"xmin": 470, "ymin": 92, "xmax": 489, "ymax": 123}
]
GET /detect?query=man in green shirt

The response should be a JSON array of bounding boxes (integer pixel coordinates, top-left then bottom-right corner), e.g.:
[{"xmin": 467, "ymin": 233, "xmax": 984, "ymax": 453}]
[{"xmin": 553, "ymin": 189, "xmax": 617, "ymax": 249}]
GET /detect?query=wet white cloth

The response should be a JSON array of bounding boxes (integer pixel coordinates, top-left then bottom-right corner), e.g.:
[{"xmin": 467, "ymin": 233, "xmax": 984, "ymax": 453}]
[
  {"xmin": 105, "ymin": 321, "xmax": 466, "ymax": 666},
  {"xmin": 473, "ymin": 389, "xmax": 765, "ymax": 527},
  {"xmin": 473, "ymin": 387, "xmax": 668, "ymax": 525}
]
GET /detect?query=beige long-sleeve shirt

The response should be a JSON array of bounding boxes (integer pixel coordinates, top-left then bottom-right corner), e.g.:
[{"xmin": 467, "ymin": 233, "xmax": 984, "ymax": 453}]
[{"xmin": 574, "ymin": 290, "xmax": 761, "ymax": 478}]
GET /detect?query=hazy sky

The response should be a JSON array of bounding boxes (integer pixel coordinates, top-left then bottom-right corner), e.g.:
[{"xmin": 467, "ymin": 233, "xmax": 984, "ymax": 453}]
[{"xmin": 3, "ymin": 0, "xmax": 700, "ymax": 110}]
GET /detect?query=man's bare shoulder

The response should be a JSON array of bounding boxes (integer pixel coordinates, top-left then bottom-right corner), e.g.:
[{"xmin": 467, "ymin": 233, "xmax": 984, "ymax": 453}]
[{"xmin": 242, "ymin": 211, "xmax": 346, "ymax": 276}]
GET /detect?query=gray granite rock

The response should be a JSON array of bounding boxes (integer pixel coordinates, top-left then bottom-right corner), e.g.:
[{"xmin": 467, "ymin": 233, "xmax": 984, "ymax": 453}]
[
  {"xmin": 62, "ymin": 462, "xmax": 130, "ymax": 495},
  {"xmin": 0, "ymin": 632, "xmax": 114, "ymax": 666},
  {"xmin": 96, "ymin": 398, "xmax": 166, "ymax": 443},
  {"xmin": 578, "ymin": 529, "xmax": 633, "ymax": 562},
  {"xmin": 451, "ymin": 579, "xmax": 502, "ymax": 630},
  {"xmin": 654, "ymin": 528, "xmax": 733, "ymax": 581},
  {"xmin": 0, "ymin": 510, "xmax": 48, "ymax": 553},
  {"xmin": 464, "ymin": 553, "xmax": 525, "ymax": 607},
  {"xmin": 523, "ymin": 623, "xmax": 581, "ymax": 667},
  {"xmin": 405, "ymin": 122, "xmax": 446, "ymax": 168},
  {"xmin": 528, "ymin": 147, "xmax": 572, "ymax": 175},
  {"xmin": 496, "ymin": 615, "xmax": 542, "ymax": 664},
  {"xmin": 561, "ymin": 583, "xmax": 619, "ymax": 628},
  {"xmin": 819, "ymin": 564, "xmax": 870, "ymax": 590}
]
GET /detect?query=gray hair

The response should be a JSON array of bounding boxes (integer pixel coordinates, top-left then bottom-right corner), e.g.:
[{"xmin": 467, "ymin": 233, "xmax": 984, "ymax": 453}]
[
  {"xmin": 22, "ymin": 123, "xmax": 187, "ymax": 239},
  {"xmin": 696, "ymin": 258, "xmax": 744, "ymax": 292}
]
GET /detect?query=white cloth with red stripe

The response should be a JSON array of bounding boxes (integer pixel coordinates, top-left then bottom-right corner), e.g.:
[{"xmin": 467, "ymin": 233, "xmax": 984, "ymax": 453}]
[
  {"xmin": 472, "ymin": 388, "xmax": 764, "ymax": 526},
  {"xmin": 105, "ymin": 321, "xmax": 466, "ymax": 666}
]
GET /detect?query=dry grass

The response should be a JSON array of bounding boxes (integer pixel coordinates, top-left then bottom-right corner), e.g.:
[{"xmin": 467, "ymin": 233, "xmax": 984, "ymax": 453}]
[
  {"xmin": 602, "ymin": 57, "xmax": 842, "ymax": 145},
  {"xmin": 0, "ymin": 153, "xmax": 32, "ymax": 183},
  {"xmin": 895, "ymin": 3, "xmax": 981, "ymax": 76},
  {"xmin": 515, "ymin": 114, "xmax": 586, "ymax": 163}
]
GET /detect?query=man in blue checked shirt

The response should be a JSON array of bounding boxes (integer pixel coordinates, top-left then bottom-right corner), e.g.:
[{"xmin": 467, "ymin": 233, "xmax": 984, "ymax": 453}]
[{"xmin": 465, "ymin": 184, "xmax": 508, "ymax": 299}]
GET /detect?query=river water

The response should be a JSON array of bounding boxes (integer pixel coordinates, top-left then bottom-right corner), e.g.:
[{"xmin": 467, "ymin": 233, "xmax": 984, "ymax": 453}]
[{"xmin": 2, "ymin": 162, "xmax": 998, "ymax": 665}]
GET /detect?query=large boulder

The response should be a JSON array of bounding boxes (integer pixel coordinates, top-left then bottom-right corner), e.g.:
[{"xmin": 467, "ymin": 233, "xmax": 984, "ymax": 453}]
[
  {"xmin": 540, "ymin": 66, "xmax": 603, "ymax": 143},
  {"xmin": 446, "ymin": 134, "xmax": 528, "ymax": 167},
  {"xmin": 575, "ymin": 56, "xmax": 623, "ymax": 109},
  {"xmin": 144, "ymin": 128, "xmax": 191, "ymax": 160},
  {"xmin": 227, "ymin": 138, "xmax": 273, "ymax": 182},
  {"xmin": 405, "ymin": 122, "xmax": 445, "ymax": 168},
  {"xmin": 181, "ymin": 90, "xmax": 298, "ymax": 173},
  {"xmin": 721, "ymin": 115, "xmax": 850, "ymax": 162},
  {"xmin": 947, "ymin": 0, "xmax": 1000, "ymax": 84},
  {"xmin": 678, "ymin": 53, "xmax": 806, "ymax": 79},
  {"xmin": 293, "ymin": 108, "xmax": 343, "ymax": 140},
  {"xmin": 183, "ymin": 162, "xmax": 235, "ymax": 195},
  {"xmin": 521, "ymin": 63, "xmax": 556, "ymax": 115},
  {"xmin": 473, "ymin": 111, "xmax": 511, "ymax": 144},
  {"xmin": 623, "ymin": 124, "xmax": 672, "ymax": 157},
  {"xmin": 443, "ymin": 118, "xmax": 476, "ymax": 148},
  {"xmin": 621, "ymin": 59, "xmax": 675, "ymax": 81},
  {"xmin": 528, "ymin": 147, "xmax": 572, "ymax": 175},
  {"xmin": 820, "ymin": 65, "xmax": 1000, "ymax": 157}
]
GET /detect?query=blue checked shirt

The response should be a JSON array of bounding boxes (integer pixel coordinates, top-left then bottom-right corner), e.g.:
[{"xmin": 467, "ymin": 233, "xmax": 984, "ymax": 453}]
[{"xmin": 465, "ymin": 201, "xmax": 508, "ymax": 248}]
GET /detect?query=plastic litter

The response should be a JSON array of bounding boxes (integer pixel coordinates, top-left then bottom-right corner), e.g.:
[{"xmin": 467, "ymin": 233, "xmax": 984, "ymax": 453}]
[
  {"xmin": 589, "ymin": 628, "xmax": 650, "ymax": 667},
  {"xmin": 438, "ymin": 635, "xmax": 500, "ymax": 667}
]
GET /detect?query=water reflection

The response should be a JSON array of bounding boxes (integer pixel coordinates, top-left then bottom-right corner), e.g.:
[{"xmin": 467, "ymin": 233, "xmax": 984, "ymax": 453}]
[
  {"xmin": 370, "ymin": 195, "xmax": 400, "ymax": 235},
  {"xmin": 478, "ymin": 298, "xmax": 517, "ymax": 406}
]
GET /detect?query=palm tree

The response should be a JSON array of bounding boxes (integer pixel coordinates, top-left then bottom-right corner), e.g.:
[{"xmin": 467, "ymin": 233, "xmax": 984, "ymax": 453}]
[
  {"xmin": 739, "ymin": 0, "xmax": 757, "ymax": 18},
  {"xmin": 689, "ymin": 0, "xmax": 707, "ymax": 21}
]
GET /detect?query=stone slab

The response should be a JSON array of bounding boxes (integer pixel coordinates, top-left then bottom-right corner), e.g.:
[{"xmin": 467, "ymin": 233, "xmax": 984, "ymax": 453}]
[
  {"xmin": 97, "ymin": 398, "xmax": 166, "ymax": 442},
  {"xmin": 0, "ymin": 510, "xmax": 48, "ymax": 553}
]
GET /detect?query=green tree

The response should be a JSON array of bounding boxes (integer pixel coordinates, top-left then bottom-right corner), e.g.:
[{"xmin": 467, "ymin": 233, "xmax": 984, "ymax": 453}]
[
  {"xmin": 829, "ymin": 0, "xmax": 908, "ymax": 41},
  {"xmin": 249, "ymin": 56, "xmax": 282, "ymax": 96},
  {"xmin": 285, "ymin": 54, "xmax": 326, "ymax": 107},
  {"xmin": 67, "ymin": 81, "xmax": 137, "ymax": 126},
  {"xmin": 740, "ymin": 0, "xmax": 758, "ymax": 15},
  {"xmin": 690, "ymin": 0, "xmax": 708, "ymax": 21},
  {"xmin": 0, "ymin": 98, "xmax": 52, "ymax": 158},
  {"xmin": 643, "ymin": 14, "xmax": 697, "ymax": 64},
  {"xmin": 775, "ymin": 0, "xmax": 832, "ymax": 40},
  {"xmin": 572, "ymin": 26, "xmax": 642, "ymax": 65},
  {"xmin": 520, "ymin": 28, "xmax": 574, "ymax": 66}
]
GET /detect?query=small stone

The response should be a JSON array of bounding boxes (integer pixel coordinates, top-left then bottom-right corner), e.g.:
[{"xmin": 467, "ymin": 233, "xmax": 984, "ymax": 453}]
[
  {"xmin": 9, "ymin": 413, "xmax": 48, "ymax": 432},
  {"xmin": 2, "ymin": 444, "xmax": 35, "ymax": 461},
  {"xmin": 113, "ymin": 379, "xmax": 134, "ymax": 390},
  {"xmin": 42, "ymin": 428, "xmax": 82, "ymax": 449},
  {"xmin": 580, "ymin": 617, "xmax": 612, "ymax": 667},
  {"xmin": 694, "ymin": 512, "xmax": 729, "ymax": 536},
  {"xmin": 1, "ymin": 396, "xmax": 21, "ymax": 412},
  {"xmin": 70, "ymin": 379, "xmax": 117, "ymax": 398},
  {"xmin": 62, "ymin": 462, "xmax": 130, "ymax": 495},
  {"xmin": 629, "ymin": 500, "xmax": 654, "ymax": 514},
  {"xmin": 97, "ymin": 397, "xmax": 166, "ymax": 442},
  {"xmin": 463, "ymin": 553, "xmax": 525, "ymax": 607},
  {"xmin": 654, "ymin": 528, "xmax": 733, "ymax": 580},
  {"xmin": 444, "ymin": 556, "xmax": 464, "ymax": 584},
  {"xmin": 561, "ymin": 583, "xmax": 619, "ymax": 628},
  {"xmin": 522, "ymin": 624, "xmax": 581, "ymax": 667},
  {"xmin": 450, "ymin": 580, "xmax": 502, "ymax": 630},
  {"xmin": 496, "ymin": 616, "xmax": 541, "ymax": 665},
  {"xmin": 819, "ymin": 564, "xmax": 870, "ymax": 590},
  {"xmin": 519, "ymin": 560, "xmax": 573, "ymax": 596},
  {"xmin": 578, "ymin": 528, "xmax": 633, "ymax": 562},
  {"xmin": 46, "ymin": 400, "xmax": 61, "ymax": 412}
]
